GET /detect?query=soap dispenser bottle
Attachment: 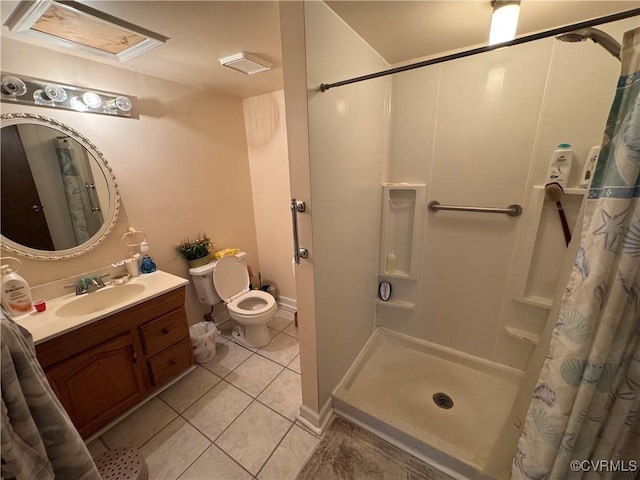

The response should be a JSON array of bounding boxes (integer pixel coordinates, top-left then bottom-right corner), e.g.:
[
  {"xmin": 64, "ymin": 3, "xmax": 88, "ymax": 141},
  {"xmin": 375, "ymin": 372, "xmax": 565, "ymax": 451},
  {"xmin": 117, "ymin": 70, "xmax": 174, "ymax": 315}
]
[
  {"xmin": 139, "ymin": 241, "xmax": 157, "ymax": 274},
  {"xmin": 1, "ymin": 258, "xmax": 34, "ymax": 316}
]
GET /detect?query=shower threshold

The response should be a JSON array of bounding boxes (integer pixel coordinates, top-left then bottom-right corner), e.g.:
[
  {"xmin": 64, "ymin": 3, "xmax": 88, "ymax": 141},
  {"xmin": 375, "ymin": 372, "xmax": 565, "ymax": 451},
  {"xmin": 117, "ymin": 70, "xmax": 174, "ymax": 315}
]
[{"xmin": 332, "ymin": 328, "xmax": 523, "ymax": 479}]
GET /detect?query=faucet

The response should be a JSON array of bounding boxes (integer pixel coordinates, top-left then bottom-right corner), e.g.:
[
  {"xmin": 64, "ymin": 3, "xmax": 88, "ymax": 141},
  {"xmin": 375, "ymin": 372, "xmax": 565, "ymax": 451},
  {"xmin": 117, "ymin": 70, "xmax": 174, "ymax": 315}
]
[{"xmin": 64, "ymin": 274, "xmax": 109, "ymax": 295}]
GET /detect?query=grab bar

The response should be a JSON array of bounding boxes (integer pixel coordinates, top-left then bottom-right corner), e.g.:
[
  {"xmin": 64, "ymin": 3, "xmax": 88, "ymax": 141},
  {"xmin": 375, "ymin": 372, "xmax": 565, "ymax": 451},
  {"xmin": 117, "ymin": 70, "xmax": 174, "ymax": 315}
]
[
  {"xmin": 428, "ymin": 201, "xmax": 522, "ymax": 217},
  {"xmin": 291, "ymin": 198, "xmax": 309, "ymax": 264},
  {"xmin": 84, "ymin": 182, "xmax": 101, "ymax": 213}
]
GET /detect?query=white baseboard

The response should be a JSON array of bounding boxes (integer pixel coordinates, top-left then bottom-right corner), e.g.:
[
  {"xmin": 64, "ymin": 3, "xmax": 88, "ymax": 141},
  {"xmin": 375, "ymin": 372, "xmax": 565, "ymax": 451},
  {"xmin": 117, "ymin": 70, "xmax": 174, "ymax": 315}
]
[
  {"xmin": 277, "ymin": 296, "xmax": 297, "ymax": 313},
  {"xmin": 296, "ymin": 397, "xmax": 333, "ymax": 436}
]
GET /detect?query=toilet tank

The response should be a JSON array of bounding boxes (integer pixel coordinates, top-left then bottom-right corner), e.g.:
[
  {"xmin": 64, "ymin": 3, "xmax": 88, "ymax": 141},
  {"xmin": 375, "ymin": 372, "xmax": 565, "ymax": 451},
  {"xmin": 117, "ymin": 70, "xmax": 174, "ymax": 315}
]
[{"xmin": 188, "ymin": 252, "xmax": 247, "ymax": 305}]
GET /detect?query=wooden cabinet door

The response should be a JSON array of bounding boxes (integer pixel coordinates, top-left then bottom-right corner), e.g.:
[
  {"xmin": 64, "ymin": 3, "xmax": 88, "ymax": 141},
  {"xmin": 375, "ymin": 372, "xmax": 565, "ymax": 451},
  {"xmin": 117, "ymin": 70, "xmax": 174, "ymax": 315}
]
[{"xmin": 45, "ymin": 332, "xmax": 145, "ymax": 437}]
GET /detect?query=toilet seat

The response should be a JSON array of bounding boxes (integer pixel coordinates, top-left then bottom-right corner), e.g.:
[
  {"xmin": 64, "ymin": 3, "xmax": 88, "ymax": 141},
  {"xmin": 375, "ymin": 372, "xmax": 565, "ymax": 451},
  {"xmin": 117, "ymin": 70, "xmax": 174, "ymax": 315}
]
[
  {"xmin": 227, "ymin": 290, "xmax": 276, "ymax": 317},
  {"xmin": 213, "ymin": 256, "xmax": 277, "ymax": 319},
  {"xmin": 212, "ymin": 255, "xmax": 250, "ymax": 302}
]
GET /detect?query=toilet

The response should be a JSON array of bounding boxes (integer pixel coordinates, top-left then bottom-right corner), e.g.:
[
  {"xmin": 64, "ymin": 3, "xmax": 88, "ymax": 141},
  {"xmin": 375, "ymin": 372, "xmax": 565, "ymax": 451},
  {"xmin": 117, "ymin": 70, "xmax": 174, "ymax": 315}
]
[{"xmin": 189, "ymin": 252, "xmax": 277, "ymax": 348}]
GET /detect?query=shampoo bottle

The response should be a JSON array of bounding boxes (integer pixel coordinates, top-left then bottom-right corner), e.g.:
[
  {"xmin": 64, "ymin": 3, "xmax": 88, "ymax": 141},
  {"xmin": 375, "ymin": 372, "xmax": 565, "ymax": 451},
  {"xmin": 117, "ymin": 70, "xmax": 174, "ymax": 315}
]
[
  {"xmin": 139, "ymin": 241, "xmax": 157, "ymax": 274},
  {"xmin": 579, "ymin": 145, "xmax": 600, "ymax": 187},
  {"xmin": 1, "ymin": 260, "xmax": 34, "ymax": 316},
  {"xmin": 546, "ymin": 143, "xmax": 574, "ymax": 188}
]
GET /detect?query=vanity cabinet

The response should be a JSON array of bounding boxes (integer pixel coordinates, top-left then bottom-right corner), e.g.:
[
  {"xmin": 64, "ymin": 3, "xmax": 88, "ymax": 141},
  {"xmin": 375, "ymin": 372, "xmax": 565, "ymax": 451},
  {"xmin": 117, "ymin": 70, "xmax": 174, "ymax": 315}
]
[{"xmin": 35, "ymin": 287, "xmax": 193, "ymax": 438}]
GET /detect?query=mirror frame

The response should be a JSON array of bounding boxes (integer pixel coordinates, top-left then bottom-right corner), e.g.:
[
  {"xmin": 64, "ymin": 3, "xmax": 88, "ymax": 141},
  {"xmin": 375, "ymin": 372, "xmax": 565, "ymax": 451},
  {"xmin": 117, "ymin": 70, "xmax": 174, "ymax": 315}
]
[{"xmin": 1, "ymin": 112, "xmax": 120, "ymax": 260}]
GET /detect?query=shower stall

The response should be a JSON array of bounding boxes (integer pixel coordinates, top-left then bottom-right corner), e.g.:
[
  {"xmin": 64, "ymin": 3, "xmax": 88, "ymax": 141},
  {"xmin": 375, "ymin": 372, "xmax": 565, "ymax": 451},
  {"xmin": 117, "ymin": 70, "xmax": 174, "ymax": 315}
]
[{"xmin": 281, "ymin": 3, "xmax": 639, "ymax": 478}]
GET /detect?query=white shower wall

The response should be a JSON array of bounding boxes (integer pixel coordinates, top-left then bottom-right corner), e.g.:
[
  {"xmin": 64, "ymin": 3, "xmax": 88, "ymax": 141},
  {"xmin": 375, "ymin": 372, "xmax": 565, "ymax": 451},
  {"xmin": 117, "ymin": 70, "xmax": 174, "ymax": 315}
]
[{"xmin": 380, "ymin": 18, "xmax": 636, "ymax": 371}]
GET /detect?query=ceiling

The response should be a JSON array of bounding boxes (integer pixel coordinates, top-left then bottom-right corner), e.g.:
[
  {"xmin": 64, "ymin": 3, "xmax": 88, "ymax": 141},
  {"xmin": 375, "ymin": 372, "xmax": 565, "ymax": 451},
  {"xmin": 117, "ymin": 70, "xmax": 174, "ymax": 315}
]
[
  {"xmin": 326, "ymin": 1, "xmax": 640, "ymax": 65},
  {"xmin": 0, "ymin": 1, "xmax": 284, "ymax": 98},
  {"xmin": 1, "ymin": 1, "xmax": 639, "ymax": 98}
]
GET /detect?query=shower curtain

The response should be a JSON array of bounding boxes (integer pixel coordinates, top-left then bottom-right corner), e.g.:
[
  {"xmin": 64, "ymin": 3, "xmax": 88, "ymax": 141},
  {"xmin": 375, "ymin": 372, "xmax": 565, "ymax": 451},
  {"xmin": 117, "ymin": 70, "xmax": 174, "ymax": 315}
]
[
  {"xmin": 54, "ymin": 137, "xmax": 91, "ymax": 244},
  {"xmin": 513, "ymin": 27, "xmax": 640, "ymax": 480}
]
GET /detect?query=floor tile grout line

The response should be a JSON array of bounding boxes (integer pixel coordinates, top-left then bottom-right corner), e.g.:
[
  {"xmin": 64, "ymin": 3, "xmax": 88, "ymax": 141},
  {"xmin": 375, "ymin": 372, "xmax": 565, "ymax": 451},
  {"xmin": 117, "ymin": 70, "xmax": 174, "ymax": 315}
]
[
  {"xmin": 173, "ymin": 443, "xmax": 211, "ymax": 480},
  {"xmin": 207, "ymin": 393, "xmax": 259, "ymax": 443},
  {"xmin": 100, "ymin": 398, "xmax": 181, "ymax": 451},
  {"xmin": 285, "ymin": 367, "xmax": 301, "ymax": 375},
  {"xmin": 213, "ymin": 366, "xmax": 301, "ymax": 423},
  {"xmin": 254, "ymin": 421, "xmax": 296, "ymax": 478},
  {"xmin": 251, "ymin": 341, "xmax": 300, "ymax": 368},
  {"xmin": 159, "ymin": 367, "xmax": 223, "ymax": 415},
  {"xmin": 221, "ymin": 333, "xmax": 299, "ymax": 370},
  {"xmin": 253, "ymin": 367, "xmax": 300, "ymax": 407},
  {"xmin": 175, "ymin": 436, "xmax": 255, "ymax": 480},
  {"xmin": 229, "ymin": 363, "xmax": 286, "ymax": 399},
  {"xmin": 254, "ymin": 395, "xmax": 300, "ymax": 424},
  {"xmin": 172, "ymin": 375, "xmax": 300, "ymax": 443},
  {"xmin": 211, "ymin": 398, "xmax": 295, "ymax": 476},
  {"xmin": 202, "ymin": 343, "xmax": 256, "ymax": 380},
  {"xmin": 135, "ymin": 413, "xmax": 188, "ymax": 457}
]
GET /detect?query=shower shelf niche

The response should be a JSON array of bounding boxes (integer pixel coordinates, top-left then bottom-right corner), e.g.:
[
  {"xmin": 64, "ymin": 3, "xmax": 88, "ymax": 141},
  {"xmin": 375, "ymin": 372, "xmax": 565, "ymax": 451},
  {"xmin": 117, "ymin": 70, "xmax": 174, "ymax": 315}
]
[
  {"xmin": 375, "ymin": 299, "xmax": 415, "ymax": 311},
  {"xmin": 379, "ymin": 183, "xmax": 426, "ymax": 279},
  {"xmin": 504, "ymin": 326, "xmax": 541, "ymax": 345},
  {"xmin": 510, "ymin": 185, "xmax": 586, "ymax": 310}
]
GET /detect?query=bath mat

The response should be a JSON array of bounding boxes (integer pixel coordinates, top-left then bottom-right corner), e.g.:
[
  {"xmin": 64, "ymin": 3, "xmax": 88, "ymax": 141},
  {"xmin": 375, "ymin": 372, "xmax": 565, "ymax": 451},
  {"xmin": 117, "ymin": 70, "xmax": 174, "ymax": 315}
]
[{"xmin": 296, "ymin": 416, "xmax": 454, "ymax": 480}]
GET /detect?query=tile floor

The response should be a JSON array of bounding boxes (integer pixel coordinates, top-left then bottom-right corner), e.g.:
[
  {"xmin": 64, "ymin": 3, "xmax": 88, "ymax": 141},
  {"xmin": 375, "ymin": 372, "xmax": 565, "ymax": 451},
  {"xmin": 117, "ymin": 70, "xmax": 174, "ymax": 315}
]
[{"xmin": 86, "ymin": 309, "xmax": 320, "ymax": 480}]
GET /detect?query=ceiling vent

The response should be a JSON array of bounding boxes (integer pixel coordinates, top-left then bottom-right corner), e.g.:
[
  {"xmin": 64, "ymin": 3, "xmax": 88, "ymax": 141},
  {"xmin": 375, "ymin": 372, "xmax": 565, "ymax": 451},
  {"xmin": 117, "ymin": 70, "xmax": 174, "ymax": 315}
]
[{"xmin": 219, "ymin": 52, "xmax": 271, "ymax": 75}]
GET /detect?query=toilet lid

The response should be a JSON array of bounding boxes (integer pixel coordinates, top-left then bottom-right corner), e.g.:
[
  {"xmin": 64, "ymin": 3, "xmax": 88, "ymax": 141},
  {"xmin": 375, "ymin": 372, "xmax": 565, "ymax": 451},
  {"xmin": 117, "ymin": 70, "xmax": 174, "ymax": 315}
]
[{"xmin": 213, "ymin": 255, "xmax": 249, "ymax": 301}]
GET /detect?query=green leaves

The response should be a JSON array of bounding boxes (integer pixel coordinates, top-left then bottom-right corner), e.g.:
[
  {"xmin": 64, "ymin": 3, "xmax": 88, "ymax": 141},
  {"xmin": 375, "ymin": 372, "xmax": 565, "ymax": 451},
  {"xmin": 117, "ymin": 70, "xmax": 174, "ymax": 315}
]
[{"xmin": 176, "ymin": 234, "xmax": 213, "ymax": 260}]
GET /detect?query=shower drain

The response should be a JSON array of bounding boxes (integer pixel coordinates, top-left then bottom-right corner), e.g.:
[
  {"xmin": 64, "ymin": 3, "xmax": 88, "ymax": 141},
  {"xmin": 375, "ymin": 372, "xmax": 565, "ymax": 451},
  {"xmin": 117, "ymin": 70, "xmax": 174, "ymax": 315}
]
[{"xmin": 433, "ymin": 392, "xmax": 454, "ymax": 409}]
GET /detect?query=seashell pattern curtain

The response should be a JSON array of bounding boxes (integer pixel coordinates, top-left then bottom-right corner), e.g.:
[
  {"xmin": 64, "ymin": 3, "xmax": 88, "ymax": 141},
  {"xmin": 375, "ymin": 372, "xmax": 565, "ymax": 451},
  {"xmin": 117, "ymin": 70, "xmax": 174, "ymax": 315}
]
[{"xmin": 513, "ymin": 27, "xmax": 640, "ymax": 480}]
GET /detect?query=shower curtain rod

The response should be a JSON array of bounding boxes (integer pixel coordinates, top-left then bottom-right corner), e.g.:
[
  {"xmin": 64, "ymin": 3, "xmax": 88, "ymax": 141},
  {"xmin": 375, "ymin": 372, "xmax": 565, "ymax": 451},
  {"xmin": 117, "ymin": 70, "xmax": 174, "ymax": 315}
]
[{"xmin": 319, "ymin": 8, "xmax": 640, "ymax": 93}]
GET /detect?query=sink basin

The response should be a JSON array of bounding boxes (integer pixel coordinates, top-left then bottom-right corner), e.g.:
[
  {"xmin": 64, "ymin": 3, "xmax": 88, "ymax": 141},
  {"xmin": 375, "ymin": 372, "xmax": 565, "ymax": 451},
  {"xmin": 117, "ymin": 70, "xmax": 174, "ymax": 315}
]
[{"xmin": 56, "ymin": 283, "xmax": 147, "ymax": 318}]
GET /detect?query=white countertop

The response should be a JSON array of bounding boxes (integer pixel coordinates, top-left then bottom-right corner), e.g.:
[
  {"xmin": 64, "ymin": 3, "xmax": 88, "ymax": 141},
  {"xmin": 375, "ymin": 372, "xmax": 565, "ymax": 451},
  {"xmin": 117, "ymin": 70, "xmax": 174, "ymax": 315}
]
[{"xmin": 15, "ymin": 270, "xmax": 188, "ymax": 345}]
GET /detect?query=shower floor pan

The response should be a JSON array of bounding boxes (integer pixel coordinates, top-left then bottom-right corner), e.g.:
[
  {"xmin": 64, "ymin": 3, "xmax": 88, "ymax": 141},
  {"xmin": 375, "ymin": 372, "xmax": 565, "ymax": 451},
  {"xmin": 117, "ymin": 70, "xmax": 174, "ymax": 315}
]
[{"xmin": 332, "ymin": 328, "xmax": 522, "ymax": 479}]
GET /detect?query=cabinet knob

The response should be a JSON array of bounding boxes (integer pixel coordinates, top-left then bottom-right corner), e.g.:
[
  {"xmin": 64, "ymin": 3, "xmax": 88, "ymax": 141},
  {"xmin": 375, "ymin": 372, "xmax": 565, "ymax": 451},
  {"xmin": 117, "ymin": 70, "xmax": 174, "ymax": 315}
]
[
  {"xmin": 162, "ymin": 327, "xmax": 170, "ymax": 334},
  {"xmin": 169, "ymin": 358, "xmax": 177, "ymax": 366}
]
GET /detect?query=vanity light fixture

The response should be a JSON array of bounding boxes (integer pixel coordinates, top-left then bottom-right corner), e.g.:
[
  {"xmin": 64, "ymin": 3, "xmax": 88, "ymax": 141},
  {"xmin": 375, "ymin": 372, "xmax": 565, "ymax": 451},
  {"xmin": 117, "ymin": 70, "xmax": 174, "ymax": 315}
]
[
  {"xmin": 81, "ymin": 91, "xmax": 102, "ymax": 109},
  {"xmin": 5, "ymin": 0, "xmax": 169, "ymax": 62},
  {"xmin": 105, "ymin": 96, "xmax": 132, "ymax": 113},
  {"xmin": 1, "ymin": 72, "xmax": 136, "ymax": 118},
  {"xmin": 43, "ymin": 84, "xmax": 67, "ymax": 102},
  {"xmin": 489, "ymin": 0, "xmax": 521, "ymax": 46},
  {"xmin": 219, "ymin": 52, "xmax": 271, "ymax": 75},
  {"xmin": 1, "ymin": 76, "xmax": 27, "ymax": 96}
]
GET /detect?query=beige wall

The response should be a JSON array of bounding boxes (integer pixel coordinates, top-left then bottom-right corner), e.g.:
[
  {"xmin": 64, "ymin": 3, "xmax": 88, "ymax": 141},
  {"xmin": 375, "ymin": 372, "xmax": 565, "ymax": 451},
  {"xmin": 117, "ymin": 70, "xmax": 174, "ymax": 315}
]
[
  {"xmin": 242, "ymin": 91, "xmax": 296, "ymax": 304},
  {"xmin": 1, "ymin": 38, "xmax": 259, "ymax": 325}
]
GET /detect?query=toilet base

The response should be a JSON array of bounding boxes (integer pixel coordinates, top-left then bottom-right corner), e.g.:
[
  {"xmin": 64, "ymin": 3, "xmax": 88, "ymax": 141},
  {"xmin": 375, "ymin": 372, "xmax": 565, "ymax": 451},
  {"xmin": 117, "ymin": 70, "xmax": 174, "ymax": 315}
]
[{"xmin": 232, "ymin": 323, "xmax": 272, "ymax": 348}]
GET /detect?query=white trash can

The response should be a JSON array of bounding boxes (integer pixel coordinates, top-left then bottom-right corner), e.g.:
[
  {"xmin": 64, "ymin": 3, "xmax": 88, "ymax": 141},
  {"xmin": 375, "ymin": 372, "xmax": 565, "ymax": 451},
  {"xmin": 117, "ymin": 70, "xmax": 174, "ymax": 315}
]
[{"xmin": 189, "ymin": 322, "xmax": 218, "ymax": 363}]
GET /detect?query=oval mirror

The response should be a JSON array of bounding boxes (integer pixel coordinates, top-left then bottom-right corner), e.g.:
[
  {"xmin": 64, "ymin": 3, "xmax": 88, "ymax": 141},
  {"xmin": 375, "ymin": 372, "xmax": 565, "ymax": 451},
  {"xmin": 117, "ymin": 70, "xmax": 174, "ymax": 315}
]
[{"xmin": 1, "ymin": 113, "xmax": 120, "ymax": 260}]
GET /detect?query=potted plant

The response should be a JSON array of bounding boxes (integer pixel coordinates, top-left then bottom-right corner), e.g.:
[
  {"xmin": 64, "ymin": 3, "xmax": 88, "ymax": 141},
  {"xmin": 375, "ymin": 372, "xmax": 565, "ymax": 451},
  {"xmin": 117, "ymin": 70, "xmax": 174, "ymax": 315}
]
[{"xmin": 176, "ymin": 234, "xmax": 213, "ymax": 268}]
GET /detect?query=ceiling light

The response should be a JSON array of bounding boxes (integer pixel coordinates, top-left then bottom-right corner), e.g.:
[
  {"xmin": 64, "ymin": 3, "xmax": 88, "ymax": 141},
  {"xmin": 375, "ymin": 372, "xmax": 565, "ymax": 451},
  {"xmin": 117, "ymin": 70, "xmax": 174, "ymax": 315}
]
[
  {"xmin": 5, "ymin": 0, "xmax": 169, "ymax": 62},
  {"xmin": 489, "ymin": 0, "xmax": 520, "ymax": 46},
  {"xmin": 219, "ymin": 52, "xmax": 271, "ymax": 75}
]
